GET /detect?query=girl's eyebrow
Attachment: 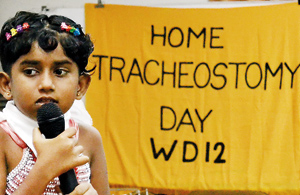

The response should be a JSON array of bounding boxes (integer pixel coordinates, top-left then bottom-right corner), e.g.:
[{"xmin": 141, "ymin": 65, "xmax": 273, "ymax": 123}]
[
  {"xmin": 54, "ymin": 60, "xmax": 72, "ymax": 66},
  {"xmin": 20, "ymin": 60, "xmax": 39, "ymax": 66},
  {"xmin": 19, "ymin": 60, "xmax": 72, "ymax": 66}
]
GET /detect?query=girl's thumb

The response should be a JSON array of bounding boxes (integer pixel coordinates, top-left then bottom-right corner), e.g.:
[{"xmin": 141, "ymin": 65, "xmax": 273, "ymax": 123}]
[{"xmin": 32, "ymin": 127, "xmax": 44, "ymax": 143}]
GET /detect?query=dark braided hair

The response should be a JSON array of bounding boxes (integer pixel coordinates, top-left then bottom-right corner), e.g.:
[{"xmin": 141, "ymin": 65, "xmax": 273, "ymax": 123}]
[{"xmin": 0, "ymin": 11, "xmax": 94, "ymax": 75}]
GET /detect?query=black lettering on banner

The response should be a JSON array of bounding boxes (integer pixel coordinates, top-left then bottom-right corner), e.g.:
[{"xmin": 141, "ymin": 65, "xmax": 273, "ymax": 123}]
[
  {"xmin": 150, "ymin": 138, "xmax": 226, "ymax": 163},
  {"xmin": 210, "ymin": 27, "xmax": 224, "ymax": 49},
  {"xmin": 228, "ymin": 62, "xmax": 247, "ymax": 88},
  {"xmin": 92, "ymin": 55, "xmax": 108, "ymax": 80},
  {"xmin": 168, "ymin": 27, "xmax": 184, "ymax": 48},
  {"xmin": 150, "ymin": 138, "xmax": 177, "ymax": 161},
  {"xmin": 91, "ymin": 55, "xmax": 300, "ymax": 90},
  {"xmin": 161, "ymin": 61, "xmax": 176, "ymax": 88},
  {"xmin": 187, "ymin": 27, "xmax": 206, "ymax": 48},
  {"xmin": 182, "ymin": 141, "xmax": 198, "ymax": 162},
  {"xmin": 160, "ymin": 106, "xmax": 177, "ymax": 131},
  {"xmin": 126, "ymin": 58, "xmax": 144, "ymax": 84},
  {"xmin": 205, "ymin": 142, "xmax": 210, "ymax": 162},
  {"xmin": 161, "ymin": 106, "xmax": 213, "ymax": 133},
  {"xmin": 284, "ymin": 62, "xmax": 300, "ymax": 88},
  {"xmin": 178, "ymin": 62, "xmax": 194, "ymax": 88},
  {"xmin": 205, "ymin": 142, "xmax": 226, "ymax": 163},
  {"xmin": 245, "ymin": 62, "xmax": 263, "ymax": 89},
  {"xmin": 176, "ymin": 109, "xmax": 196, "ymax": 132},
  {"xmin": 110, "ymin": 56, "xmax": 126, "ymax": 82},
  {"xmin": 203, "ymin": 142, "xmax": 227, "ymax": 163},
  {"xmin": 194, "ymin": 62, "xmax": 211, "ymax": 88},
  {"xmin": 144, "ymin": 60, "xmax": 160, "ymax": 85},
  {"xmin": 214, "ymin": 142, "xmax": 226, "ymax": 163},
  {"xmin": 211, "ymin": 63, "xmax": 227, "ymax": 90},
  {"xmin": 151, "ymin": 25, "xmax": 166, "ymax": 46},
  {"xmin": 151, "ymin": 25, "xmax": 223, "ymax": 49},
  {"xmin": 264, "ymin": 62, "xmax": 283, "ymax": 90},
  {"xmin": 195, "ymin": 109, "xmax": 213, "ymax": 133}
]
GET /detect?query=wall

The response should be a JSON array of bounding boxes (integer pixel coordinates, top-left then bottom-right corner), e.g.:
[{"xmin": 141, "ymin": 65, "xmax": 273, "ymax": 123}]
[
  {"xmin": 1, "ymin": 0, "xmax": 289, "ymax": 28},
  {"xmin": 0, "ymin": 0, "xmax": 218, "ymax": 28}
]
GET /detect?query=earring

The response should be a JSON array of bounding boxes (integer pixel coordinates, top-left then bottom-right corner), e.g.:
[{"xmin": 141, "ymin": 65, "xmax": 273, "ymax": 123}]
[{"xmin": 77, "ymin": 91, "xmax": 80, "ymax": 96}]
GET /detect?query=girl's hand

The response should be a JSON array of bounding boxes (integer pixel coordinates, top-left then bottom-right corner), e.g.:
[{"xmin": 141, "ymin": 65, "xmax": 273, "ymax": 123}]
[
  {"xmin": 32, "ymin": 127, "xmax": 89, "ymax": 178},
  {"xmin": 69, "ymin": 183, "xmax": 98, "ymax": 195}
]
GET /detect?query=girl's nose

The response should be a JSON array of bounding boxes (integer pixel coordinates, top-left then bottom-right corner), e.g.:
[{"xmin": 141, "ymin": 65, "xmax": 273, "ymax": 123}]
[{"xmin": 38, "ymin": 72, "xmax": 55, "ymax": 92}]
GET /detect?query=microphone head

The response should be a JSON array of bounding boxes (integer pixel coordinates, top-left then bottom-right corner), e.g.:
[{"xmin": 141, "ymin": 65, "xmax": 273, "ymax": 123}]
[
  {"xmin": 37, "ymin": 102, "xmax": 63, "ymax": 121},
  {"xmin": 37, "ymin": 103, "xmax": 65, "ymax": 138}
]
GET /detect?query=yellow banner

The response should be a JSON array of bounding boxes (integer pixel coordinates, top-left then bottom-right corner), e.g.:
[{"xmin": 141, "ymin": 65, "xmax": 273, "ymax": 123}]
[{"xmin": 85, "ymin": 3, "xmax": 300, "ymax": 191}]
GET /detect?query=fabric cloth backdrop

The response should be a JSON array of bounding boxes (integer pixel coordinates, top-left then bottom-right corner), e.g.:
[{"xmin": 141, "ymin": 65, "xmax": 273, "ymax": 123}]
[{"xmin": 85, "ymin": 2, "xmax": 300, "ymax": 192}]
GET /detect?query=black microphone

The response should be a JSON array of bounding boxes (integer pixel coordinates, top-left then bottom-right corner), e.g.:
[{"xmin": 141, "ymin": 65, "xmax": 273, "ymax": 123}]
[{"xmin": 37, "ymin": 102, "xmax": 78, "ymax": 194}]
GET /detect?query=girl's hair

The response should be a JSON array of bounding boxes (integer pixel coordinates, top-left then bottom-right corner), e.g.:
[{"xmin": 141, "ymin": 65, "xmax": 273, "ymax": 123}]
[{"xmin": 0, "ymin": 11, "xmax": 94, "ymax": 75}]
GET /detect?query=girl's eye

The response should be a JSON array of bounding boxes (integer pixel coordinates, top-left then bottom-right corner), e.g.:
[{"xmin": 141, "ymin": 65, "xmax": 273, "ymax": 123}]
[
  {"xmin": 23, "ymin": 68, "xmax": 38, "ymax": 76},
  {"xmin": 54, "ymin": 68, "xmax": 68, "ymax": 76}
]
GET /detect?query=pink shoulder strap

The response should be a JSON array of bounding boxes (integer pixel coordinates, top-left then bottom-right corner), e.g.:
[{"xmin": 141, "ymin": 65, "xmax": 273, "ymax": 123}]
[
  {"xmin": 69, "ymin": 119, "xmax": 79, "ymax": 139},
  {"xmin": 0, "ymin": 121, "xmax": 27, "ymax": 149}
]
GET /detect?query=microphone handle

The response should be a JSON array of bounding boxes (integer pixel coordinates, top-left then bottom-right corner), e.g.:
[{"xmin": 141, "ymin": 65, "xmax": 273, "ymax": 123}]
[{"xmin": 59, "ymin": 169, "xmax": 79, "ymax": 194}]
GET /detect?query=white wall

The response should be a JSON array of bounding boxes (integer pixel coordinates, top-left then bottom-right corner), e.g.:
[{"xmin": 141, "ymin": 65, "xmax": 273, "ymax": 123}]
[
  {"xmin": 0, "ymin": 0, "xmax": 293, "ymax": 29},
  {"xmin": 0, "ymin": 0, "xmax": 90, "ymax": 27},
  {"xmin": 1, "ymin": 0, "xmax": 214, "ymax": 28}
]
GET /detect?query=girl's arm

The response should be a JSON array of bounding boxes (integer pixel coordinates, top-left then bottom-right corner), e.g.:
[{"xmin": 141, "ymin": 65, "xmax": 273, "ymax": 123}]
[
  {"xmin": 0, "ymin": 130, "xmax": 8, "ymax": 194},
  {"xmin": 78, "ymin": 124, "xmax": 110, "ymax": 195},
  {"xmin": 0, "ymin": 128, "xmax": 52, "ymax": 195},
  {"xmin": 0, "ymin": 127, "xmax": 89, "ymax": 195}
]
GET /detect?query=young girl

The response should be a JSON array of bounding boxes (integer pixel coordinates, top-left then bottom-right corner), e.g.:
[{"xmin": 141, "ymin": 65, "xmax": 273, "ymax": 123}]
[{"xmin": 0, "ymin": 11, "xmax": 110, "ymax": 194}]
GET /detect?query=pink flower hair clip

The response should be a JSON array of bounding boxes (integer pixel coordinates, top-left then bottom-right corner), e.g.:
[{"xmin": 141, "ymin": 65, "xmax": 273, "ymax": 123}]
[
  {"xmin": 60, "ymin": 22, "xmax": 80, "ymax": 36},
  {"xmin": 5, "ymin": 22, "xmax": 30, "ymax": 41}
]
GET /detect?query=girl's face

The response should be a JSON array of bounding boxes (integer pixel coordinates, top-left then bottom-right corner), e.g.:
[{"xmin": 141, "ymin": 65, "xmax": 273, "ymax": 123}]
[{"xmin": 2, "ymin": 42, "xmax": 90, "ymax": 120}]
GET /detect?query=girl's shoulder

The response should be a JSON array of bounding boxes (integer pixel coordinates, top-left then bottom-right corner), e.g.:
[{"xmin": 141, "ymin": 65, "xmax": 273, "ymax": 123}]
[
  {"xmin": 78, "ymin": 123, "xmax": 102, "ymax": 141},
  {"xmin": 0, "ymin": 126, "xmax": 7, "ymax": 195},
  {"xmin": 0, "ymin": 125, "xmax": 9, "ymax": 156},
  {"xmin": 0, "ymin": 124, "xmax": 18, "ymax": 150},
  {"xmin": 0, "ymin": 123, "xmax": 23, "ymax": 166},
  {"xmin": 77, "ymin": 123, "xmax": 110, "ymax": 194},
  {"xmin": 0, "ymin": 123, "xmax": 24, "ymax": 193},
  {"xmin": 0, "ymin": 124, "xmax": 8, "ymax": 140},
  {"xmin": 77, "ymin": 123, "xmax": 103, "ymax": 156}
]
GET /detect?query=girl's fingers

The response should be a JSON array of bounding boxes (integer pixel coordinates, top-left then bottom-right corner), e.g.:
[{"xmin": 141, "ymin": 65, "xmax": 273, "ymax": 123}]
[
  {"xmin": 61, "ymin": 127, "xmax": 77, "ymax": 138},
  {"xmin": 74, "ymin": 145, "xmax": 84, "ymax": 155},
  {"xmin": 70, "ymin": 183, "xmax": 89, "ymax": 195},
  {"xmin": 33, "ymin": 126, "xmax": 89, "ymax": 174},
  {"xmin": 69, "ymin": 183, "xmax": 97, "ymax": 195},
  {"xmin": 33, "ymin": 127, "xmax": 43, "ymax": 142}
]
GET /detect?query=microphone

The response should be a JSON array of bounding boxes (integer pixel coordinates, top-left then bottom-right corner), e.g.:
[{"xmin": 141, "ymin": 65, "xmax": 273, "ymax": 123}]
[{"xmin": 37, "ymin": 102, "xmax": 78, "ymax": 194}]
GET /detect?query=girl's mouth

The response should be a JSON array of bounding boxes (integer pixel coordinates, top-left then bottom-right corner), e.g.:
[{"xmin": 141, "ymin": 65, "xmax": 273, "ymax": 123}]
[{"xmin": 36, "ymin": 97, "xmax": 58, "ymax": 105}]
